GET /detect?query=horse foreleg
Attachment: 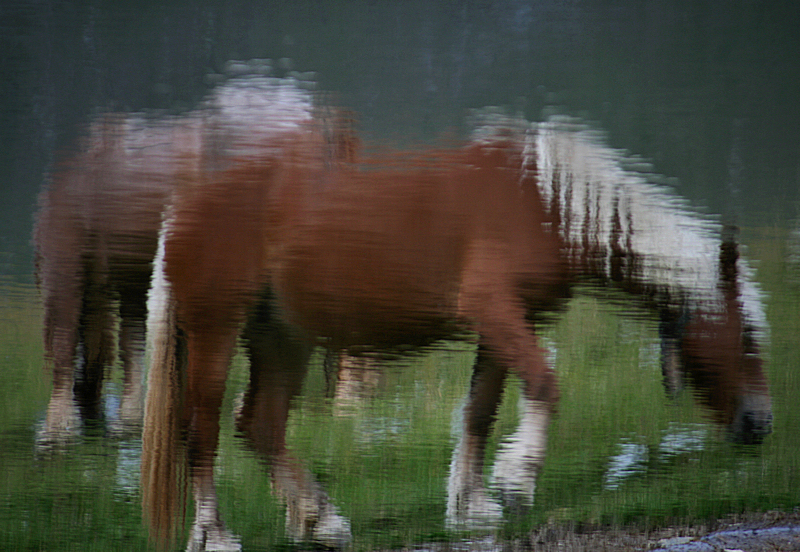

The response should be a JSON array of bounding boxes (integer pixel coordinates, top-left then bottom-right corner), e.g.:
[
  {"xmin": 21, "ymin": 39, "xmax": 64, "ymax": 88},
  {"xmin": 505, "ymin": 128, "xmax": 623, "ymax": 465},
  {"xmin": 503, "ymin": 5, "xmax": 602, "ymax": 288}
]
[
  {"xmin": 457, "ymin": 243, "xmax": 556, "ymax": 517},
  {"xmin": 482, "ymin": 326, "xmax": 553, "ymax": 514},
  {"xmin": 490, "ymin": 393, "xmax": 550, "ymax": 512},
  {"xmin": 447, "ymin": 346, "xmax": 507, "ymax": 529}
]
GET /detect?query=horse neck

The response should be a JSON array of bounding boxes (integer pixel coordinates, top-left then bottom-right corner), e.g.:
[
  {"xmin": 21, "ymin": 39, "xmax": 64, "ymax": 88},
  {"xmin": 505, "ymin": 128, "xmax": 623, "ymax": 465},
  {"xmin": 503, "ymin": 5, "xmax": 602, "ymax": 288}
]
[
  {"xmin": 533, "ymin": 123, "xmax": 730, "ymax": 306},
  {"xmin": 531, "ymin": 122, "xmax": 772, "ymax": 429}
]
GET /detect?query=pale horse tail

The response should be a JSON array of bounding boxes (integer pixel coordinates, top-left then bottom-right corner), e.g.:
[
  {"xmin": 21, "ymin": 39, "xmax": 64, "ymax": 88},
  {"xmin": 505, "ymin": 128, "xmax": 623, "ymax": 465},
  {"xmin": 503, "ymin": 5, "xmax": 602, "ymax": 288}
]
[{"xmin": 141, "ymin": 210, "xmax": 187, "ymax": 547}]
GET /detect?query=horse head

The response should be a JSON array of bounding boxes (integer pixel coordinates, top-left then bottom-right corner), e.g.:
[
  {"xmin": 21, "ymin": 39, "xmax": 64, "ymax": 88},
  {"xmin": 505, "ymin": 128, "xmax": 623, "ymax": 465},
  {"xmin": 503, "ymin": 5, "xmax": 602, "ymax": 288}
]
[{"xmin": 661, "ymin": 230, "xmax": 772, "ymax": 444}]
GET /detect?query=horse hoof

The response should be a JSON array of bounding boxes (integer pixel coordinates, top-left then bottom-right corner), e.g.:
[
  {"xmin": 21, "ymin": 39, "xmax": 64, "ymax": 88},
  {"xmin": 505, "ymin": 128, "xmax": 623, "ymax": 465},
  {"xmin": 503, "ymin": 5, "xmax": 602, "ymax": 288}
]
[
  {"xmin": 186, "ymin": 523, "xmax": 242, "ymax": 552},
  {"xmin": 446, "ymin": 486, "xmax": 504, "ymax": 531},
  {"xmin": 312, "ymin": 505, "xmax": 352, "ymax": 549},
  {"xmin": 35, "ymin": 398, "xmax": 82, "ymax": 453}
]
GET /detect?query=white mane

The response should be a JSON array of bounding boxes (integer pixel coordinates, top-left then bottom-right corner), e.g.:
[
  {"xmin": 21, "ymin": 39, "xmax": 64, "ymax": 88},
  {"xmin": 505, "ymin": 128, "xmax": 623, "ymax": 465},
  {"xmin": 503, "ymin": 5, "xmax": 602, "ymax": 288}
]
[
  {"xmin": 452, "ymin": 115, "xmax": 766, "ymax": 342},
  {"xmin": 530, "ymin": 117, "xmax": 767, "ymax": 338},
  {"xmin": 202, "ymin": 76, "xmax": 315, "ymax": 156},
  {"xmin": 90, "ymin": 75, "xmax": 316, "ymax": 174}
]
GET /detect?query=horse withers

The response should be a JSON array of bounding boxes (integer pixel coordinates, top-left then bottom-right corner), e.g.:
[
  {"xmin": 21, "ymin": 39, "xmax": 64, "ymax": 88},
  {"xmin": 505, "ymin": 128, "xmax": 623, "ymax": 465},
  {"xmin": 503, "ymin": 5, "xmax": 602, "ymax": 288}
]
[{"xmin": 137, "ymin": 81, "xmax": 771, "ymax": 550}]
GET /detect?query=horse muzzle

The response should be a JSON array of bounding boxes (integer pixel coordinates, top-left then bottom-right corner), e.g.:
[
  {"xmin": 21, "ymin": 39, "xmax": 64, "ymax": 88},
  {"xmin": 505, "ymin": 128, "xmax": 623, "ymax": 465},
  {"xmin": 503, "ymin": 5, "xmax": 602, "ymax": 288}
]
[{"xmin": 729, "ymin": 394, "xmax": 773, "ymax": 445}]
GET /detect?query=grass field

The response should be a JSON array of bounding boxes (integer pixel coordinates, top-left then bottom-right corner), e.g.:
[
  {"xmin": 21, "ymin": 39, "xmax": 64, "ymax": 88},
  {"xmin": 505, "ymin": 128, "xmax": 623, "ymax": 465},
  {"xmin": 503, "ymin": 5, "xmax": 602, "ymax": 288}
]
[{"xmin": 0, "ymin": 228, "xmax": 797, "ymax": 551}]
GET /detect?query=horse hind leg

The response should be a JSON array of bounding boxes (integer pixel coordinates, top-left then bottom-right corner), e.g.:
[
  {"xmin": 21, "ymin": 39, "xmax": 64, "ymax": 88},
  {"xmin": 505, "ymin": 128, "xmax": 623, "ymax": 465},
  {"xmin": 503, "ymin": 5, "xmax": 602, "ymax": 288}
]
[
  {"xmin": 109, "ymin": 272, "xmax": 153, "ymax": 438},
  {"xmin": 143, "ymin": 293, "xmax": 242, "ymax": 552},
  {"xmin": 187, "ymin": 476, "xmax": 241, "ymax": 552},
  {"xmin": 37, "ymin": 290, "xmax": 83, "ymax": 451},
  {"xmin": 142, "ymin": 221, "xmax": 241, "ymax": 552},
  {"xmin": 74, "ymin": 280, "xmax": 117, "ymax": 428},
  {"xmin": 179, "ymin": 327, "xmax": 243, "ymax": 552},
  {"xmin": 39, "ymin": 276, "xmax": 117, "ymax": 447},
  {"xmin": 659, "ymin": 310, "xmax": 688, "ymax": 399},
  {"xmin": 37, "ymin": 268, "xmax": 99, "ymax": 450},
  {"xmin": 109, "ymin": 307, "xmax": 146, "ymax": 437},
  {"xmin": 236, "ymin": 300, "xmax": 351, "ymax": 548}
]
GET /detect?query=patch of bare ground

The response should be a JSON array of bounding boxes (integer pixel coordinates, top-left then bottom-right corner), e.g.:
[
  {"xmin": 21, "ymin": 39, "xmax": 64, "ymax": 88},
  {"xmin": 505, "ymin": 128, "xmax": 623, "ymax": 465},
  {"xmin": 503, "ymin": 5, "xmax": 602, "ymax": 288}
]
[{"xmin": 401, "ymin": 511, "xmax": 800, "ymax": 552}]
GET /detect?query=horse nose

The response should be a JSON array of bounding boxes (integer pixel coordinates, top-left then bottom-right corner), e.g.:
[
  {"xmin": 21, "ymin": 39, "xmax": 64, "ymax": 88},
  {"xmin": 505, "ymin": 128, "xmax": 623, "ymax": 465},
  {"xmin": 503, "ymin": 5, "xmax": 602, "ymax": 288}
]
[
  {"xmin": 741, "ymin": 409, "xmax": 773, "ymax": 444},
  {"xmin": 729, "ymin": 394, "xmax": 773, "ymax": 445}
]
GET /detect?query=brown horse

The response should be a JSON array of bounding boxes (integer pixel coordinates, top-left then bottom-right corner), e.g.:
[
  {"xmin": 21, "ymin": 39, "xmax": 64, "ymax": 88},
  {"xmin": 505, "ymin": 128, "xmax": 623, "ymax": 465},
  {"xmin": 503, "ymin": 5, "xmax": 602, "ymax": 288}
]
[
  {"xmin": 33, "ymin": 114, "xmax": 184, "ymax": 446},
  {"xmin": 139, "ymin": 76, "xmax": 772, "ymax": 551},
  {"xmin": 33, "ymin": 72, "xmax": 329, "ymax": 447}
]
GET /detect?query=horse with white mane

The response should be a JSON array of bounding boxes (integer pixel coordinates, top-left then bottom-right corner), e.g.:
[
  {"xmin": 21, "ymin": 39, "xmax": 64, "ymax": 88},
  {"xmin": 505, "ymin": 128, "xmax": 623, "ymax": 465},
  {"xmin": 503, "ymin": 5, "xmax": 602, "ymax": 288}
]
[{"xmin": 119, "ymin": 77, "xmax": 768, "ymax": 550}]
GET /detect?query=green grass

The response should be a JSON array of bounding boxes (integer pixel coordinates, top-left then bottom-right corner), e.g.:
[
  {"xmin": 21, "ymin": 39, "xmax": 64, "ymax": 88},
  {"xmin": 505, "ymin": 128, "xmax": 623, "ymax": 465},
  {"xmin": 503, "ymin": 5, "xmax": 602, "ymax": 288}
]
[{"xmin": 0, "ymin": 227, "xmax": 798, "ymax": 550}]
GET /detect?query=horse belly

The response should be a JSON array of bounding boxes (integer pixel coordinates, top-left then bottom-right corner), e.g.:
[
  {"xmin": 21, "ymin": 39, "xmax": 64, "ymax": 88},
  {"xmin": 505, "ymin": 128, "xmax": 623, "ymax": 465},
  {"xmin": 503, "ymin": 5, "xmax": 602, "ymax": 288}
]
[{"xmin": 274, "ymin": 216, "xmax": 467, "ymax": 350}]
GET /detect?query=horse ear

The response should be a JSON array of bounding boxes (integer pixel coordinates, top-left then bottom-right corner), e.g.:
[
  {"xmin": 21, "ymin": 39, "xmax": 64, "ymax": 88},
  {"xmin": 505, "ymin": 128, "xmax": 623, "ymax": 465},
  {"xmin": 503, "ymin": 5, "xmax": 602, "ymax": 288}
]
[{"xmin": 720, "ymin": 224, "xmax": 740, "ymax": 289}]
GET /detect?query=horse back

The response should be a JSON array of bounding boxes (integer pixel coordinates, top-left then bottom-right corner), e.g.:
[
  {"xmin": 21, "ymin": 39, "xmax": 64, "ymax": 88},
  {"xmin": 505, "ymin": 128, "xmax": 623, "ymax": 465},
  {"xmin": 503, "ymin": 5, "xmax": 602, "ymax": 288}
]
[{"xmin": 269, "ymin": 140, "xmax": 568, "ymax": 349}]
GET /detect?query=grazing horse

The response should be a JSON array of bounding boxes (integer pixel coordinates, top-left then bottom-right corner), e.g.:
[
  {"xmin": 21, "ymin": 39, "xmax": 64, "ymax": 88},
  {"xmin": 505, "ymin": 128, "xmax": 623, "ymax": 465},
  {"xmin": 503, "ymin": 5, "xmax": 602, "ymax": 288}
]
[
  {"xmin": 33, "ymin": 115, "xmax": 182, "ymax": 446},
  {"xmin": 138, "ymin": 81, "xmax": 772, "ymax": 550},
  {"xmin": 33, "ymin": 72, "xmax": 327, "ymax": 447}
]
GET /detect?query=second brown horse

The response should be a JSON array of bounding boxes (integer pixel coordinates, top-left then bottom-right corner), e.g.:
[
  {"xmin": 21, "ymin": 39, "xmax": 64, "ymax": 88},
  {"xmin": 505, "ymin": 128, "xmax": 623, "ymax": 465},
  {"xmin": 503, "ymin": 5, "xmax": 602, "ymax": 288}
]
[{"xmin": 142, "ymin": 79, "xmax": 772, "ymax": 551}]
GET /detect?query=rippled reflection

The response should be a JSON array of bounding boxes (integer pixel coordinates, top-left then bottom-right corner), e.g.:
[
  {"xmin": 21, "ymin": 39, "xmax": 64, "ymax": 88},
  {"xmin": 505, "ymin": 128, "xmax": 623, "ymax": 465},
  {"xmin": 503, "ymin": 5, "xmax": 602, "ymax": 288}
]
[{"xmin": 34, "ymin": 70, "xmax": 772, "ymax": 551}]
